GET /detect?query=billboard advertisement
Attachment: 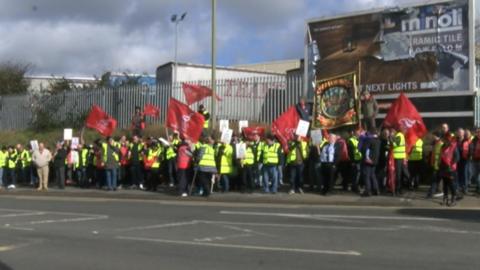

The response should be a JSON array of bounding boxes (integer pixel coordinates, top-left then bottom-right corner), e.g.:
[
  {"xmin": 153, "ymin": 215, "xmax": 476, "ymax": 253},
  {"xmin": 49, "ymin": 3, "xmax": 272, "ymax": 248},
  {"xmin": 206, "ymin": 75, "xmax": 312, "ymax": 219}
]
[{"xmin": 307, "ymin": 0, "xmax": 471, "ymax": 94}]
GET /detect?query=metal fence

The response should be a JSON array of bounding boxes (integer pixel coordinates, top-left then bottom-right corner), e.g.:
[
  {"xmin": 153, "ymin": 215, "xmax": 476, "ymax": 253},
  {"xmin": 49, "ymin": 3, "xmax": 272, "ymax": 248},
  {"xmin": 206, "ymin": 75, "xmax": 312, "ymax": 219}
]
[{"xmin": 0, "ymin": 75, "xmax": 304, "ymax": 131}]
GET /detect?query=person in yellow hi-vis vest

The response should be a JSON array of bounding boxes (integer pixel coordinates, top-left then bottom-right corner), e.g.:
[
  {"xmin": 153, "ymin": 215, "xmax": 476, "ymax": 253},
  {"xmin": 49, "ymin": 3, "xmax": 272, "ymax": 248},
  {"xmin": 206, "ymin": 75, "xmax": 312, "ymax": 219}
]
[
  {"xmin": 6, "ymin": 145, "xmax": 19, "ymax": 189},
  {"xmin": 195, "ymin": 136, "xmax": 217, "ymax": 197},
  {"xmin": 408, "ymin": 137, "xmax": 424, "ymax": 191},
  {"xmin": 216, "ymin": 141, "xmax": 234, "ymax": 192},
  {"xmin": 262, "ymin": 134, "xmax": 282, "ymax": 194},
  {"xmin": 391, "ymin": 127, "xmax": 410, "ymax": 194},
  {"xmin": 102, "ymin": 137, "xmax": 120, "ymax": 191},
  {"xmin": 0, "ymin": 146, "xmax": 8, "ymax": 189},
  {"xmin": 286, "ymin": 135, "xmax": 308, "ymax": 194},
  {"xmin": 145, "ymin": 140, "xmax": 163, "ymax": 191}
]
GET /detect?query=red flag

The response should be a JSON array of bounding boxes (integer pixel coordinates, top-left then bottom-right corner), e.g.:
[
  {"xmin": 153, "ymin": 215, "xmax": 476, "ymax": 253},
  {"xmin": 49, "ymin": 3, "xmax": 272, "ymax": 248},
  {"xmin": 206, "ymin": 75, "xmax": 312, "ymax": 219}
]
[
  {"xmin": 271, "ymin": 106, "xmax": 300, "ymax": 153},
  {"xmin": 85, "ymin": 105, "xmax": 117, "ymax": 137},
  {"xmin": 143, "ymin": 104, "xmax": 160, "ymax": 118},
  {"xmin": 383, "ymin": 93, "xmax": 427, "ymax": 152},
  {"xmin": 242, "ymin": 126, "xmax": 266, "ymax": 141},
  {"xmin": 182, "ymin": 83, "xmax": 222, "ymax": 105},
  {"xmin": 166, "ymin": 98, "xmax": 205, "ymax": 143}
]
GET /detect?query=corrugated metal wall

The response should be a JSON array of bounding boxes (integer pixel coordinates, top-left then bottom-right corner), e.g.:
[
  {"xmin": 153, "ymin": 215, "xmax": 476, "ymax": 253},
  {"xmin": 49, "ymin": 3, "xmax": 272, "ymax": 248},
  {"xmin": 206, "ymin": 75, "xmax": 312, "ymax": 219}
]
[{"xmin": 0, "ymin": 75, "xmax": 304, "ymax": 130}]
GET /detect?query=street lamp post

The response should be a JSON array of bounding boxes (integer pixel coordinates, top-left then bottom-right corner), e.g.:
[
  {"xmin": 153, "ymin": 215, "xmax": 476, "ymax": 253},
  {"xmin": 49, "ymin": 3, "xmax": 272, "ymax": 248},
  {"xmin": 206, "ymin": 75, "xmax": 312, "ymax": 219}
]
[
  {"xmin": 211, "ymin": 0, "xmax": 217, "ymax": 131},
  {"xmin": 171, "ymin": 12, "xmax": 187, "ymax": 88}
]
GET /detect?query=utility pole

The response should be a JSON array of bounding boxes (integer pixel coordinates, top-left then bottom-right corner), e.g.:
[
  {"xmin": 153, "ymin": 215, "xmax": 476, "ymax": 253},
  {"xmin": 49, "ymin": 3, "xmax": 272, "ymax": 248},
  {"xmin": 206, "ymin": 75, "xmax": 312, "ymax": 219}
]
[
  {"xmin": 171, "ymin": 12, "xmax": 187, "ymax": 89},
  {"xmin": 211, "ymin": 0, "xmax": 217, "ymax": 131}
]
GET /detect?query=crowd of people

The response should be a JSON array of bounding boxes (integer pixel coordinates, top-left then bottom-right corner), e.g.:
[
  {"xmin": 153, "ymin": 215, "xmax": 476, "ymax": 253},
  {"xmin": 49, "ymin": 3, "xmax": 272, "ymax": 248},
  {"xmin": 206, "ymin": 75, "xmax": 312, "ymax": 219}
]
[{"xmin": 0, "ymin": 117, "xmax": 477, "ymax": 206}]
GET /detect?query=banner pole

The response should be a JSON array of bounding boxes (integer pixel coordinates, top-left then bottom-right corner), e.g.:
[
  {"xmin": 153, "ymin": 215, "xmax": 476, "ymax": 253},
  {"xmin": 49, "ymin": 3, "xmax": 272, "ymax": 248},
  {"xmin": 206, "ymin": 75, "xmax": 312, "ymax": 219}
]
[{"xmin": 357, "ymin": 60, "xmax": 362, "ymax": 130}]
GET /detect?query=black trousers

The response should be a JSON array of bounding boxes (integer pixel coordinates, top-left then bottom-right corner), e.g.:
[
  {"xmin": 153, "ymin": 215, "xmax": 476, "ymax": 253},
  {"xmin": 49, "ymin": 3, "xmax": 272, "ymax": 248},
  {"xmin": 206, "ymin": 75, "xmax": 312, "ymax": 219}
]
[
  {"xmin": 198, "ymin": 171, "xmax": 213, "ymax": 197},
  {"xmin": 146, "ymin": 168, "xmax": 160, "ymax": 191},
  {"xmin": 442, "ymin": 177, "xmax": 456, "ymax": 201},
  {"xmin": 408, "ymin": 160, "xmax": 423, "ymax": 188},
  {"xmin": 321, "ymin": 163, "xmax": 336, "ymax": 194},
  {"xmin": 130, "ymin": 163, "xmax": 144, "ymax": 186},
  {"xmin": 394, "ymin": 159, "xmax": 410, "ymax": 191},
  {"xmin": 177, "ymin": 169, "xmax": 191, "ymax": 194},
  {"xmin": 242, "ymin": 165, "xmax": 255, "ymax": 191}
]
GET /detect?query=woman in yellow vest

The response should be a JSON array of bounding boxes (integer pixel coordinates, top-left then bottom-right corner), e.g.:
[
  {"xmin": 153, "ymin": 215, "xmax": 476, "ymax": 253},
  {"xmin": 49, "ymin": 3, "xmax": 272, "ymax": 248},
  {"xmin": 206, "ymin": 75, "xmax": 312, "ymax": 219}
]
[
  {"xmin": 240, "ymin": 140, "xmax": 256, "ymax": 192},
  {"xmin": 6, "ymin": 145, "xmax": 19, "ymax": 189},
  {"xmin": 427, "ymin": 131, "xmax": 444, "ymax": 198},
  {"xmin": 261, "ymin": 134, "xmax": 281, "ymax": 194}
]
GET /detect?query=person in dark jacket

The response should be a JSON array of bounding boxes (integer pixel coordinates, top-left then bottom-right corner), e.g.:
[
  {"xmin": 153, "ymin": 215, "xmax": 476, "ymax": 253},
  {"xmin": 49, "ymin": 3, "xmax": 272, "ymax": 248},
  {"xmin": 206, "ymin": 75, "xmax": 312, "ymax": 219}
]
[
  {"xmin": 361, "ymin": 129, "xmax": 381, "ymax": 197},
  {"xmin": 53, "ymin": 142, "xmax": 68, "ymax": 189}
]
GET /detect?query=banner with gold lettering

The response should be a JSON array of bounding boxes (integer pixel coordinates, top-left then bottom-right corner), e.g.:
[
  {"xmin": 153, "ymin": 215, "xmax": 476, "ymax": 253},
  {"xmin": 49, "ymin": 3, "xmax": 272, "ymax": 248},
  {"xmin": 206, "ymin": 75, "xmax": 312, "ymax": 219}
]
[{"xmin": 313, "ymin": 72, "xmax": 359, "ymax": 129}]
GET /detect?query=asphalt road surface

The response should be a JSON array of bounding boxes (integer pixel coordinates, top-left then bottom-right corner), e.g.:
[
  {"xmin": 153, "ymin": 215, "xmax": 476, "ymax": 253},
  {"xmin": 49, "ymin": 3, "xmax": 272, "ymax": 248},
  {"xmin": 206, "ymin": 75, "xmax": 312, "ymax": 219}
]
[{"xmin": 0, "ymin": 195, "xmax": 479, "ymax": 270}]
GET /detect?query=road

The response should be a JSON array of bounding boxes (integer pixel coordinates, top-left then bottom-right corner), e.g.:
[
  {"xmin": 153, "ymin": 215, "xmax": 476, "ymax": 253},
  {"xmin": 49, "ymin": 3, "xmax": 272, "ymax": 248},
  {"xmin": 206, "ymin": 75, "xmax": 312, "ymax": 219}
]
[{"xmin": 0, "ymin": 195, "xmax": 479, "ymax": 270}]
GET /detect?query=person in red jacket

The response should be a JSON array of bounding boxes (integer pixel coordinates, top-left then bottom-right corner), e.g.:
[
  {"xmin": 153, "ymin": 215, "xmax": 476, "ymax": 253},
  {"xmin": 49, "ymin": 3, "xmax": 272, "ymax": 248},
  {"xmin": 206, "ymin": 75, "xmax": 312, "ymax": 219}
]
[
  {"xmin": 176, "ymin": 139, "xmax": 194, "ymax": 197},
  {"xmin": 439, "ymin": 133, "xmax": 459, "ymax": 206}
]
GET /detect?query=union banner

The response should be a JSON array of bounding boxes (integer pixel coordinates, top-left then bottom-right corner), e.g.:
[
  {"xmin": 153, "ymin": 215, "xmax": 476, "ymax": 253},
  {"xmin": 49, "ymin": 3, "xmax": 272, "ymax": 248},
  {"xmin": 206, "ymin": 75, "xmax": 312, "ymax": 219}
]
[{"xmin": 313, "ymin": 72, "xmax": 359, "ymax": 129}]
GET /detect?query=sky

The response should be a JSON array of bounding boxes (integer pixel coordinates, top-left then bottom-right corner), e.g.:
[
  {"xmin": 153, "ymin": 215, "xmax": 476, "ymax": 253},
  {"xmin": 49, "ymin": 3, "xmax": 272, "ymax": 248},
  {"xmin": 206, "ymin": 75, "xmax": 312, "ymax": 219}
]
[{"xmin": 0, "ymin": 0, "xmax": 477, "ymax": 76}]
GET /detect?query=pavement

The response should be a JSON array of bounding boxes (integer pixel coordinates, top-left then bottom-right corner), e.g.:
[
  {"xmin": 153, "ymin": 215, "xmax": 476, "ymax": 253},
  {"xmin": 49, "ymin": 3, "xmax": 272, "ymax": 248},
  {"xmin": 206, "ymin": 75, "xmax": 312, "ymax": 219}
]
[
  {"xmin": 1, "ymin": 185, "xmax": 480, "ymax": 209},
  {"xmin": 0, "ymin": 194, "xmax": 480, "ymax": 270}
]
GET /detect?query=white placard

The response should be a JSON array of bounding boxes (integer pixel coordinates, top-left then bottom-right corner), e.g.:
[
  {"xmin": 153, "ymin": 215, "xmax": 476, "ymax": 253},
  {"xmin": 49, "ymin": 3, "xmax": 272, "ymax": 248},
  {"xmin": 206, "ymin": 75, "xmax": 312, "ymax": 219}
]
[
  {"xmin": 310, "ymin": 129, "xmax": 323, "ymax": 145},
  {"xmin": 238, "ymin": 120, "xmax": 249, "ymax": 133},
  {"xmin": 220, "ymin": 129, "xmax": 233, "ymax": 144},
  {"xmin": 219, "ymin": 120, "xmax": 229, "ymax": 133},
  {"xmin": 71, "ymin": 137, "xmax": 80, "ymax": 149},
  {"xmin": 235, "ymin": 142, "xmax": 246, "ymax": 159},
  {"xmin": 295, "ymin": 120, "xmax": 310, "ymax": 137},
  {"xmin": 63, "ymin": 128, "xmax": 73, "ymax": 140},
  {"xmin": 30, "ymin": 140, "xmax": 39, "ymax": 151}
]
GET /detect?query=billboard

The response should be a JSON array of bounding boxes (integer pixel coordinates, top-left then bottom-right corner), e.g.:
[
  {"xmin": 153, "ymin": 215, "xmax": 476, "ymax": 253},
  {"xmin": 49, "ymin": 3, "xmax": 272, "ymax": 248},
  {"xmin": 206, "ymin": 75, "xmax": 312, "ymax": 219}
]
[{"xmin": 307, "ymin": 0, "xmax": 472, "ymax": 94}]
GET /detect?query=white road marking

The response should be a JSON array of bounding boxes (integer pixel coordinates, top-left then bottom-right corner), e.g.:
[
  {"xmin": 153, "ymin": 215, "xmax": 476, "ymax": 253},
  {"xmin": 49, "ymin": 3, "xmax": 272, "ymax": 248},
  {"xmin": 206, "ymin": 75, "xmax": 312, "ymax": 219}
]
[
  {"xmin": 0, "ymin": 212, "xmax": 46, "ymax": 218},
  {"xmin": 114, "ymin": 221, "xmax": 199, "ymax": 232},
  {"xmin": 219, "ymin": 210, "xmax": 446, "ymax": 221},
  {"xmin": 116, "ymin": 236, "xmax": 362, "ymax": 256},
  {"xmin": 200, "ymin": 220, "xmax": 397, "ymax": 231},
  {"xmin": 23, "ymin": 215, "xmax": 108, "ymax": 225}
]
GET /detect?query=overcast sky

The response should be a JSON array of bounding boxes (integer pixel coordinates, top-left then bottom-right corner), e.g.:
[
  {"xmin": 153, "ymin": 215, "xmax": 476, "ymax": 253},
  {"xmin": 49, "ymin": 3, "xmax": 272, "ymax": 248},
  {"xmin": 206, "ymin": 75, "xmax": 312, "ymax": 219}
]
[{"xmin": 0, "ymin": 0, "xmax": 477, "ymax": 76}]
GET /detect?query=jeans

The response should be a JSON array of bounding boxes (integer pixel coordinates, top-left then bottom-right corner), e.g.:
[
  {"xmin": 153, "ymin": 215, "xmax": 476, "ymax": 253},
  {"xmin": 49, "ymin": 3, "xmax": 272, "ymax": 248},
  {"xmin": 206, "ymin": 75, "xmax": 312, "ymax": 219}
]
[
  {"xmin": 472, "ymin": 161, "xmax": 480, "ymax": 192},
  {"xmin": 289, "ymin": 164, "xmax": 304, "ymax": 191},
  {"xmin": 262, "ymin": 165, "xmax": 278, "ymax": 193},
  {"xmin": 363, "ymin": 165, "xmax": 379, "ymax": 193},
  {"xmin": 428, "ymin": 170, "xmax": 441, "ymax": 196},
  {"xmin": 105, "ymin": 168, "xmax": 117, "ymax": 190},
  {"xmin": 277, "ymin": 165, "xmax": 284, "ymax": 185},
  {"xmin": 0, "ymin": 168, "xmax": 3, "ymax": 187},
  {"xmin": 220, "ymin": 175, "xmax": 230, "ymax": 192},
  {"xmin": 76, "ymin": 167, "xmax": 87, "ymax": 187}
]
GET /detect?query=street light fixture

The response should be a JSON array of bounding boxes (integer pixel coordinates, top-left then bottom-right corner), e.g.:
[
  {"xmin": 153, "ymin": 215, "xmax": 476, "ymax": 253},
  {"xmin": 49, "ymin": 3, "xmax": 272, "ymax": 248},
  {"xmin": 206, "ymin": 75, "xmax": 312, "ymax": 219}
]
[{"xmin": 171, "ymin": 12, "xmax": 187, "ymax": 88}]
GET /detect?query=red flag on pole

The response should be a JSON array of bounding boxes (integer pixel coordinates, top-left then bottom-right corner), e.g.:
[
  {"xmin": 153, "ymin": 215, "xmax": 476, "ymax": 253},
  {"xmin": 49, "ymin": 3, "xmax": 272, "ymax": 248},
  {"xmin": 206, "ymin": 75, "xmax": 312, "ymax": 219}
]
[
  {"xmin": 383, "ymin": 93, "xmax": 427, "ymax": 152},
  {"xmin": 85, "ymin": 105, "xmax": 117, "ymax": 137},
  {"xmin": 143, "ymin": 104, "xmax": 160, "ymax": 118},
  {"xmin": 271, "ymin": 106, "xmax": 300, "ymax": 153},
  {"xmin": 182, "ymin": 83, "xmax": 222, "ymax": 105},
  {"xmin": 166, "ymin": 98, "xmax": 205, "ymax": 143},
  {"xmin": 242, "ymin": 126, "xmax": 266, "ymax": 141}
]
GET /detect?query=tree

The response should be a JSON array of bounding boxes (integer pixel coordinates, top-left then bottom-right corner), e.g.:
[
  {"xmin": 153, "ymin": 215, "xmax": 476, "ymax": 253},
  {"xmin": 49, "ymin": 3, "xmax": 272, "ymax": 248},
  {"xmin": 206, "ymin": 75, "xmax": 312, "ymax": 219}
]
[
  {"xmin": 47, "ymin": 76, "xmax": 73, "ymax": 94},
  {"xmin": 0, "ymin": 62, "xmax": 31, "ymax": 95}
]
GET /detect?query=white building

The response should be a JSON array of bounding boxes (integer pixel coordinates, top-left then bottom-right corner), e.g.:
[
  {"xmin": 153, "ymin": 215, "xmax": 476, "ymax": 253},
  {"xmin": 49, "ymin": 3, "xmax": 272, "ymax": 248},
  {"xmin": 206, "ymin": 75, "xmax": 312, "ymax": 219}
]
[
  {"xmin": 26, "ymin": 75, "xmax": 98, "ymax": 92},
  {"xmin": 156, "ymin": 62, "xmax": 285, "ymax": 84}
]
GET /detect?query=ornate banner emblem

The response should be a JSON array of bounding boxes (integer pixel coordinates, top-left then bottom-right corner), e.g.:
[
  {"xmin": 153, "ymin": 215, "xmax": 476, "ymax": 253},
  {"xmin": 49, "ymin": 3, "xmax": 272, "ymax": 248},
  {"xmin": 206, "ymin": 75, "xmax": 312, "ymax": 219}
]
[{"xmin": 313, "ymin": 72, "xmax": 359, "ymax": 129}]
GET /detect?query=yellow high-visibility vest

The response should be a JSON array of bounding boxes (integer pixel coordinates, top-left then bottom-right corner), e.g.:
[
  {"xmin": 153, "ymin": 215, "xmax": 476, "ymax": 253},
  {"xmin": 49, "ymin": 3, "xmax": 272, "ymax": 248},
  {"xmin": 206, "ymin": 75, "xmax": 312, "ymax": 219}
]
[{"xmin": 393, "ymin": 132, "xmax": 406, "ymax": 160}]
